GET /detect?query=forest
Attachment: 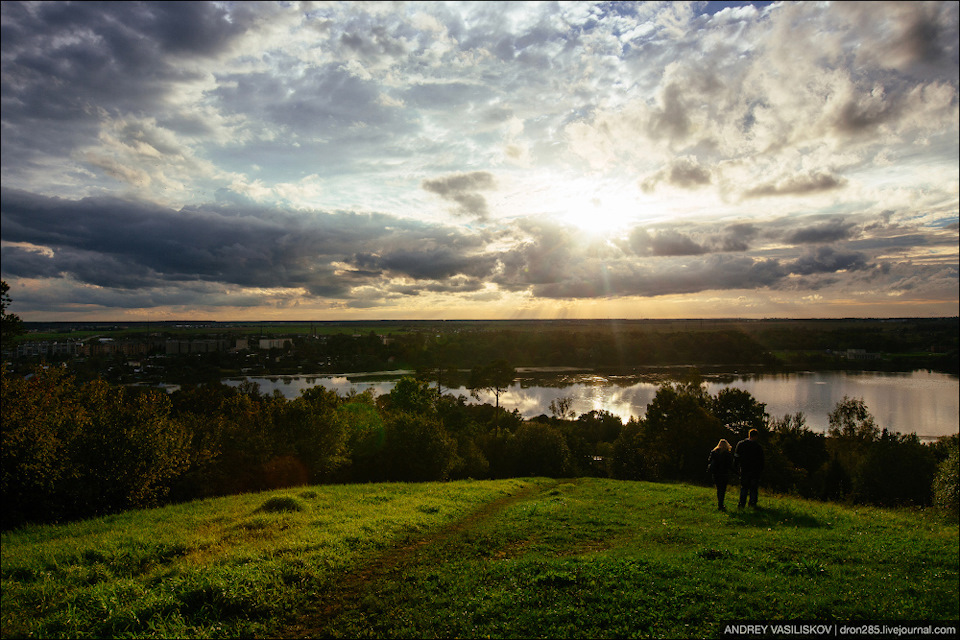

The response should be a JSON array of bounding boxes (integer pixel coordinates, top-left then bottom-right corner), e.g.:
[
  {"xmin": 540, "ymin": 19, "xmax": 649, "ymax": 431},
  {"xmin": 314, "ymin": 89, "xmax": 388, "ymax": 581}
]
[{"xmin": 2, "ymin": 362, "xmax": 957, "ymax": 530}]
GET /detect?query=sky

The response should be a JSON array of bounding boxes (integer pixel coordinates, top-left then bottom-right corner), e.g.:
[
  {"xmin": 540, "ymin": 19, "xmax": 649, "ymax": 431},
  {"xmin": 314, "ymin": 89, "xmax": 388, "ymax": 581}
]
[{"xmin": 1, "ymin": 1, "xmax": 958, "ymax": 322}]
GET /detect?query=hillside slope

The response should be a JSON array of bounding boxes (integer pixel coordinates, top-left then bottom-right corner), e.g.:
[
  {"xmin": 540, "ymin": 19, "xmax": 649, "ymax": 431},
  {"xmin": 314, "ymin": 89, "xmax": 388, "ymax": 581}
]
[{"xmin": 2, "ymin": 478, "xmax": 957, "ymax": 639}]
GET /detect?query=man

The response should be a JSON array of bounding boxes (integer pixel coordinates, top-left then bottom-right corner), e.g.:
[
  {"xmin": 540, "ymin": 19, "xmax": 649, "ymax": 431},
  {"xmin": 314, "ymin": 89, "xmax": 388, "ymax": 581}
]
[{"xmin": 735, "ymin": 429, "xmax": 764, "ymax": 509}]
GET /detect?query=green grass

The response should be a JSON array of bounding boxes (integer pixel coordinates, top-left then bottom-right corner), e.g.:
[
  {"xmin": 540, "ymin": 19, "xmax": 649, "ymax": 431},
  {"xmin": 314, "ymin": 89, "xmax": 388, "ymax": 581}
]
[{"xmin": 2, "ymin": 479, "xmax": 957, "ymax": 639}]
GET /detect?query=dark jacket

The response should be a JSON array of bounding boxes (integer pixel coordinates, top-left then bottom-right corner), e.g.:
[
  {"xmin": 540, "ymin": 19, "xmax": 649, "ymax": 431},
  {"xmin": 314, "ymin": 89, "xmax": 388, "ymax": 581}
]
[
  {"xmin": 708, "ymin": 448, "xmax": 733, "ymax": 477},
  {"xmin": 735, "ymin": 438, "xmax": 764, "ymax": 476}
]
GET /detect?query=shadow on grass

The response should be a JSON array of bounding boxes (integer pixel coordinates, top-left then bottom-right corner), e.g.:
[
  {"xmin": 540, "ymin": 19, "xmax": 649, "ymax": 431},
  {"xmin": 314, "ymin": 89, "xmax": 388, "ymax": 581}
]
[{"xmin": 726, "ymin": 505, "xmax": 826, "ymax": 529}]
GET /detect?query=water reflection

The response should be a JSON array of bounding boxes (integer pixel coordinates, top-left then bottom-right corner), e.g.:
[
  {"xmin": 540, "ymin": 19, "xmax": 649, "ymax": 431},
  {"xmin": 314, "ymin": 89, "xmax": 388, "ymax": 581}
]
[{"xmin": 223, "ymin": 369, "xmax": 959, "ymax": 439}]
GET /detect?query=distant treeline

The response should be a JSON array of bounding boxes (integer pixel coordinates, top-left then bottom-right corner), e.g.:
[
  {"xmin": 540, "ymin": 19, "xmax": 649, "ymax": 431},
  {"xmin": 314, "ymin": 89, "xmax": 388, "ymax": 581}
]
[
  {"xmin": 13, "ymin": 318, "xmax": 959, "ymax": 382},
  {"xmin": 2, "ymin": 364, "xmax": 957, "ymax": 530},
  {"xmin": 291, "ymin": 319, "xmax": 958, "ymax": 376}
]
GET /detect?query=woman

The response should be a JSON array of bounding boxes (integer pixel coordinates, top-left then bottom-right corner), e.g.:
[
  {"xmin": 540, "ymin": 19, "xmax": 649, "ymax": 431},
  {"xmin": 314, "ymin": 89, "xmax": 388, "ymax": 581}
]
[{"xmin": 707, "ymin": 439, "xmax": 733, "ymax": 511}]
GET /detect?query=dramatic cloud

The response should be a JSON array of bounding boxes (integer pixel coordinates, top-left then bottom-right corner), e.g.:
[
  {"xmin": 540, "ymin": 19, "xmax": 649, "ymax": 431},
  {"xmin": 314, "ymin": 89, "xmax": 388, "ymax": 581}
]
[
  {"xmin": 422, "ymin": 171, "xmax": 497, "ymax": 220},
  {"xmin": 1, "ymin": 1, "xmax": 956, "ymax": 320}
]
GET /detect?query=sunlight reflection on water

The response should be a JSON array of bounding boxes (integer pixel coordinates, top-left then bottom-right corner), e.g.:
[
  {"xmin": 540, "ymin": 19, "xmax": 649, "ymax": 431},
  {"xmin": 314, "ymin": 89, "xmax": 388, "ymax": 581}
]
[{"xmin": 224, "ymin": 369, "xmax": 959, "ymax": 439}]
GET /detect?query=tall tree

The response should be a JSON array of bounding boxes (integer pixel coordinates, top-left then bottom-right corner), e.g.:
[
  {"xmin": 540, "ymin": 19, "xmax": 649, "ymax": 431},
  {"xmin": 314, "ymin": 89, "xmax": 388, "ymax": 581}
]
[
  {"xmin": 1, "ymin": 281, "xmax": 25, "ymax": 350},
  {"xmin": 468, "ymin": 360, "xmax": 515, "ymax": 430}
]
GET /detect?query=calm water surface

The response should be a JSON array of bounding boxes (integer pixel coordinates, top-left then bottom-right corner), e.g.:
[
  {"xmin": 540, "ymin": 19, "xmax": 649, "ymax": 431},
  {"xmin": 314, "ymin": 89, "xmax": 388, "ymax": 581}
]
[{"xmin": 225, "ymin": 369, "xmax": 959, "ymax": 439}]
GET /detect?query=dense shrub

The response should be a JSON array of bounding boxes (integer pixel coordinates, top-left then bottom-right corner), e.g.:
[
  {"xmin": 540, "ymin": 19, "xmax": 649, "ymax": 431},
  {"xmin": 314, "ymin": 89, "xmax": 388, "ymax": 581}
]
[
  {"xmin": 933, "ymin": 438, "xmax": 959, "ymax": 521},
  {"xmin": 609, "ymin": 419, "xmax": 651, "ymax": 480},
  {"xmin": 508, "ymin": 421, "xmax": 573, "ymax": 478},
  {"xmin": 853, "ymin": 431, "xmax": 937, "ymax": 506},
  {"xmin": 383, "ymin": 411, "xmax": 456, "ymax": 482}
]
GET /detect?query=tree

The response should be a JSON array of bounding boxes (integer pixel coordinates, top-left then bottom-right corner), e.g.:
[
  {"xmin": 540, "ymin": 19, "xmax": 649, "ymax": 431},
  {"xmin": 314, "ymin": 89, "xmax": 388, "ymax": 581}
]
[
  {"xmin": 68, "ymin": 382, "xmax": 191, "ymax": 515},
  {"xmin": 853, "ymin": 430, "xmax": 937, "ymax": 506},
  {"xmin": 2, "ymin": 365, "xmax": 83, "ymax": 526},
  {"xmin": 549, "ymin": 396, "xmax": 576, "ymax": 420},
  {"xmin": 272, "ymin": 385, "xmax": 349, "ymax": 485},
  {"xmin": 383, "ymin": 411, "xmax": 456, "ymax": 481},
  {"xmin": 468, "ymin": 360, "xmax": 516, "ymax": 430},
  {"xmin": 640, "ymin": 383, "xmax": 727, "ymax": 481},
  {"xmin": 768, "ymin": 412, "xmax": 828, "ymax": 497},
  {"xmin": 826, "ymin": 397, "xmax": 881, "ymax": 501},
  {"xmin": 1, "ymin": 280, "xmax": 26, "ymax": 350},
  {"xmin": 508, "ymin": 421, "xmax": 573, "ymax": 477},
  {"xmin": 711, "ymin": 387, "xmax": 769, "ymax": 441},
  {"xmin": 338, "ymin": 390, "xmax": 387, "ymax": 482},
  {"xmin": 387, "ymin": 376, "xmax": 436, "ymax": 416},
  {"xmin": 828, "ymin": 396, "xmax": 880, "ymax": 442},
  {"xmin": 609, "ymin": 418, "xmax": 650, "ymax": 480}
]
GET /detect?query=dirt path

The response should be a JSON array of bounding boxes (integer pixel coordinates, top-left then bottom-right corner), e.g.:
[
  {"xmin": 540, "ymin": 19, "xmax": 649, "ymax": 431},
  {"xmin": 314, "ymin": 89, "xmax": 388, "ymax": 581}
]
[{"xmin": 279, "ymin": 478, "xmax": 571, "ymax": 638}]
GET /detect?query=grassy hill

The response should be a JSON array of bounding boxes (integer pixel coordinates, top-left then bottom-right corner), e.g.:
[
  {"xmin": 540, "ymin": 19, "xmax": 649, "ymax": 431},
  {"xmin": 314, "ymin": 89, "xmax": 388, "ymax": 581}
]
[{"xmin": 2, "ymin": 478, "xmax": 957, "ymax": 639}]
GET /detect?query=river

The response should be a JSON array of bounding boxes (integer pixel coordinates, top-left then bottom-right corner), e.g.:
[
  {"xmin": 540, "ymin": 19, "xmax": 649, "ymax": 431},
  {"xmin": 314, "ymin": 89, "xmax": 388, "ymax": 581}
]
[{"xmin": 223, "ymin": 369, "xmax": 959, "ymax": 440}]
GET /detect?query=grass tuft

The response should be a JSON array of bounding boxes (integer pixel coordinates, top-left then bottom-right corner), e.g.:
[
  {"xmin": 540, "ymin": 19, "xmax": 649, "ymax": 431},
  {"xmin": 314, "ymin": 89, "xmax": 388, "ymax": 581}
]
[{"xmin": 254, "ymin": 496, "xmax": 305, "ymax": 514}]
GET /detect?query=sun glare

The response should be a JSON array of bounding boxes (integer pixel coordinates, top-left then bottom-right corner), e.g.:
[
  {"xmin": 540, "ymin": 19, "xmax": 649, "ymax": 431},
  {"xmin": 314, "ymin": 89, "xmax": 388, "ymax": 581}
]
[
  {"xmin": 558, "ymin": 195, "xmax": 632, "ymax": 235},
  {"xmin": 545, "ymin": 178, "xmax": 647, "ymax": 237}
]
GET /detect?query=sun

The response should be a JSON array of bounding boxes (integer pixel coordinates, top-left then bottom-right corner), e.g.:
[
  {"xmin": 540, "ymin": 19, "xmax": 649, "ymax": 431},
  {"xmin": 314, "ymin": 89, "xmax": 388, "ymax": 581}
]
[
  {"xmin": 497, "ymin": 173, "xmax": 657, "ymax": 238},
  {"xmin": 558, "ymin": 194, "xmax": 637, "ymax": 236},
  {"xmin": 552, "ymin": 179, "xmax": 645, "ymax": 237}
]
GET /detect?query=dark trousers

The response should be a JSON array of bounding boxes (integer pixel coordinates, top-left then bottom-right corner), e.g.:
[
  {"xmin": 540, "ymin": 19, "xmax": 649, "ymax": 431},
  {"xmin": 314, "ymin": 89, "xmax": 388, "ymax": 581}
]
[
  {"xmin": 739, "ymin": 473, "xmax": 760, "ymax": 507},
  {"xmin": 713, "ymin": 474, "xmax": 729, "ymax": 508}
]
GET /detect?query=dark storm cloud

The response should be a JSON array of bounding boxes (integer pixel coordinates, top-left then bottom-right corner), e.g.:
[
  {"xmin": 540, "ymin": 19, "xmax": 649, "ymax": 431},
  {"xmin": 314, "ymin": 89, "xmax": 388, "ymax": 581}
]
[
  {"xmin": 832, "ymin": 95, "xmax": 901, "ymax": 135},
  {"xmin": 626, "ymin": 218, "xmax": 863, "ymax": 259},
  {"xmin": 422, "ymin": 171, "xmax": 497, "ymax": 219},
  {"xmin": 0, "ymin": 187, "xmax": 495, "ymax": 298},
  {"xmin": 486, "ymin": 216, "xmax": 912, "ymax": 301},
  {"xmin": 837, "ymin": 0, "xmax": 958, "ymax": 70},
  {"xmin": 894, "ymin": 9, "xmax": 949, "ymax": 64}
]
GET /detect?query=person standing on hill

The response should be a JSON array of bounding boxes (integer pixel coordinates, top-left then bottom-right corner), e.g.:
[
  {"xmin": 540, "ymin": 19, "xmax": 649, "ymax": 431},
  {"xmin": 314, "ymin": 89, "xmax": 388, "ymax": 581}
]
[
  {"xmin": 707, "ymin": 439, "xmax": 733, "ymax": 511},
  {"xmin": 735, "ymin": 429, "xmax": 765, "ymax": 509}
]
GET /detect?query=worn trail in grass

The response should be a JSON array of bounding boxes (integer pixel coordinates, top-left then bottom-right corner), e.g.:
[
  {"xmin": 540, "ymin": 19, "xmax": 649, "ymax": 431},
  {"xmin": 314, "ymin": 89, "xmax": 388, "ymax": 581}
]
[{"xmin": 282, "ymin": 477, "xmax": 570, "ymax": 637}]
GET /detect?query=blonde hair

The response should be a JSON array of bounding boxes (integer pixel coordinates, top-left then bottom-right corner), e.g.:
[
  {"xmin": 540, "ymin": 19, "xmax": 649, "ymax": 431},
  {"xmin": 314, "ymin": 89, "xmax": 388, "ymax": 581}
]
[{"xmin": 713, "ymin": 439, "xmax": 731, "ymax": 453}]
